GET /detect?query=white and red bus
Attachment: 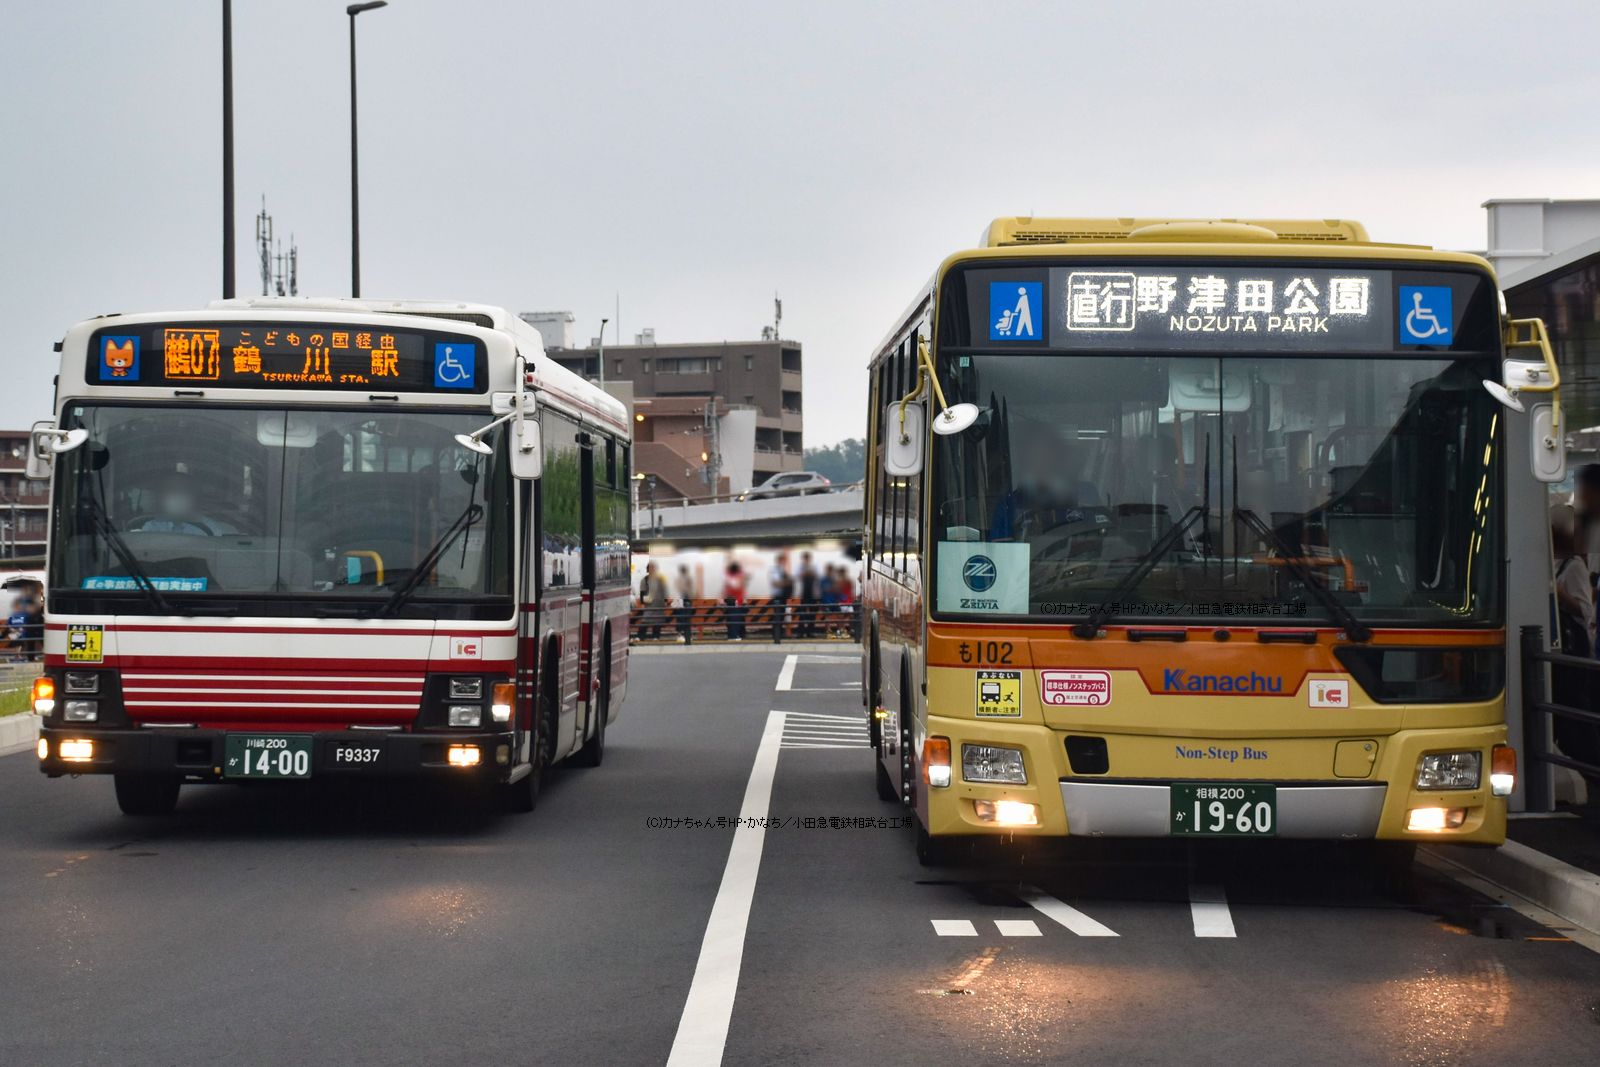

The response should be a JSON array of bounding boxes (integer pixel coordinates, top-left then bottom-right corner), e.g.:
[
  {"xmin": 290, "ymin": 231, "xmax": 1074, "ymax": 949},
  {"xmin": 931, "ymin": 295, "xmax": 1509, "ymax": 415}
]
[{"xmin": 29, "ymin": 297, "xmax": 632, "ymax": 815}]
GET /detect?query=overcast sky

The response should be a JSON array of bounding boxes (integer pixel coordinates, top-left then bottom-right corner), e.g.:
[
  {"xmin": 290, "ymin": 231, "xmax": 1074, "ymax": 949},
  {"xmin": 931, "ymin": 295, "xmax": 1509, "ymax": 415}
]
[{"xmin": 4, "ymin": 1, "xmax": 1598, "ymax": 446}]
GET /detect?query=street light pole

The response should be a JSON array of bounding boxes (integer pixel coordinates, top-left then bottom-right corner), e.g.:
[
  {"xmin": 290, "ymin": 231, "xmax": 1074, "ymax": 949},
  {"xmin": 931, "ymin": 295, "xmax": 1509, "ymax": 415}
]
[
  {"xmin": 221, "ymin": 0, "xmax": 235, "ymax": 299},
  {"xmin": 597, "ymin": 317, "xmax": 609, "ymax": 387},
  {"xmin": 347, "ymin": 1, "xmax": 388, "ymax": 298}
]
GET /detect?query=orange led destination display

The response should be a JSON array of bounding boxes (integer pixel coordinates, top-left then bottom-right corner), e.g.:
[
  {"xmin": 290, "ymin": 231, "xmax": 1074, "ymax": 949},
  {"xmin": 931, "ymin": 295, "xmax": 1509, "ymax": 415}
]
[{"xmin": 89, "ymin": 322, "xmax": 486, "ymax": 393}]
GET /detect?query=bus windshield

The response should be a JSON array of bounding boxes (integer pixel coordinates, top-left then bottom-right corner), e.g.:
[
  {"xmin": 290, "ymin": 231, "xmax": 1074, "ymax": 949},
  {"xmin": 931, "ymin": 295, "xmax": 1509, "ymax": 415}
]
[
  {"xmin": 48, "ymin": 404, "xmax": 513, "ymax": 613},
  {"xmin": 930, "ymin": 352, "xmax": 1501, "ymax": 626}
]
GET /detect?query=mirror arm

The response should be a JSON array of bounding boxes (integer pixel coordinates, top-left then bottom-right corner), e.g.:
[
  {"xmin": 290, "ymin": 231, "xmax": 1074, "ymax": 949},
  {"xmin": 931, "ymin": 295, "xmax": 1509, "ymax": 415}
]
[{"xmin": 1504, "ymin": 317, "xmax": 1562, "ymax": 440}]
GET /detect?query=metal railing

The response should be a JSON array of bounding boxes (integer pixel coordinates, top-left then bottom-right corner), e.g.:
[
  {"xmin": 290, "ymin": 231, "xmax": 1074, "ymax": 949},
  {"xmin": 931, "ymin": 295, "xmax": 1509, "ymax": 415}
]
[
  {"xmin": 631, "ymin": 599, "xmax": 859, "ymax": 644},
  {"xmin": 1519, "ymin": 625, "xmax": 1600, "ymax": 810}
]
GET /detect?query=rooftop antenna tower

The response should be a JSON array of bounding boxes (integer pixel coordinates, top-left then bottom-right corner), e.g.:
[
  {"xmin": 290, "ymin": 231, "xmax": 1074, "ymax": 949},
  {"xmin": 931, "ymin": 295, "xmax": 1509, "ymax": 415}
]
[{"xmin": 255, "ymin": 196, "xmax": 274, "ymax": 296}]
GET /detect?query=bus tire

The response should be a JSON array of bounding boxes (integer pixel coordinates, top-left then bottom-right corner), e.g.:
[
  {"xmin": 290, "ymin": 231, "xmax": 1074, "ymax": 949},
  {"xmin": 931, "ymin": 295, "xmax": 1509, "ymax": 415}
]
[
  {"xmin": 574, "ymin": 640, "xmax": 609, "ymax": 769},
  {"xmin": 114, "ymin": 773, "xmax": 180, "ymax": 816},
  {"xmin": 875, "ymin": 755, "xmax": 896, "ymax": 802},
  {"xmin": 501, "ymin": 681, "xmax": 556, "ymax": 813}
]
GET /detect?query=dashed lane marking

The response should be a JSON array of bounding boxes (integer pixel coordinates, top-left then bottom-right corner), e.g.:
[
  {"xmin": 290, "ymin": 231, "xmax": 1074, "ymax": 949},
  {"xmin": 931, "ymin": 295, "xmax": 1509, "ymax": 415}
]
[
  {"xmin": 1189, "ymin": 883, "xmax": 1236, "ymax": 938},
  {"xmin": 775, "ymin": 654, "xmax": 798, "ymax": 691},
  {"xmin": 994, "ymin": 919, "xmax": 1041, "ymax": 937},
  {"xmin": 931, "ymin": 919, "xmax": 978, "ymax": 936}
]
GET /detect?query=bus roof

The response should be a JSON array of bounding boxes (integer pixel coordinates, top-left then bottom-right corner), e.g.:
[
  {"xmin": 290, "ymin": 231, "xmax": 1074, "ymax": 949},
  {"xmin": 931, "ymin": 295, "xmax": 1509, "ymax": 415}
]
[{"xmin": 61, "ymin": 296, "xmax": 629, "ymax": 437}]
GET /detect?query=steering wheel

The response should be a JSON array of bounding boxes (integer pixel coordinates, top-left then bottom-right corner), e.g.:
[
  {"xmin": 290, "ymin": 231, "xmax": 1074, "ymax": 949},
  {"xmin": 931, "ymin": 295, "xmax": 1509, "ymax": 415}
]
[
  {"xmin": 1027, "ymin": 510, "xmax": 1111, "ymax": 561},
  {"xmin": 124, "ymin": 514, "xmax": 219, "ymax": 536}
]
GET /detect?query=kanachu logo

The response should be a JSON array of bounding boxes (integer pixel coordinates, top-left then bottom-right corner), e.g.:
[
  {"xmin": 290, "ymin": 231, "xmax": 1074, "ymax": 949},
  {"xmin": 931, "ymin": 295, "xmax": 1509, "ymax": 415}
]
[
  {"xmin": 962, "ymin": 554, "xmax": 997, "ymax": 592},
  {"xmin": 1160, "ymin": 668, "xmax": 1283, "ymax": 695}
]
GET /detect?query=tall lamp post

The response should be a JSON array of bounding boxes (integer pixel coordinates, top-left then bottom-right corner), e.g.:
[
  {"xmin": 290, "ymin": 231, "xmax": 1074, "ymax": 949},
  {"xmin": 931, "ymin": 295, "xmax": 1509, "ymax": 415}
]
[
  {"xmin": 597, "ymin": 317, "xmax": 609, "ymax": 386},
  {"xmin": 347, "ymin": 1, "xmax": 388, "ymax": 298},
  {"xmin": 221, "ymin": 0, "xmax": 235, "ymax": 298}
]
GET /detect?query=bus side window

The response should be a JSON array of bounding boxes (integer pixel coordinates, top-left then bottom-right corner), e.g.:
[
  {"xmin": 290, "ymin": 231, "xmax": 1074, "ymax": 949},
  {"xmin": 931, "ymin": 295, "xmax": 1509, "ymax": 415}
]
[{"xmin": 873, "ymin": 359, "xmax": 890, "ymax": 568}]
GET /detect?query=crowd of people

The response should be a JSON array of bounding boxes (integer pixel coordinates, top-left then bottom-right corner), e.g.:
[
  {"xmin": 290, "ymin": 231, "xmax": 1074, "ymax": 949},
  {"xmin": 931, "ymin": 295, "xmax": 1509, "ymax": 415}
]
[
  {"xmin": 635, "ymin": 550, "xmax": 857, "ymax": 642},
  {"xmin": 3, "ymin": 581, "xmax": 43, "ymax": 660},
  {"xmin": 1549, "ymin": 465, "xmax": 1600, "ymax": 775}
]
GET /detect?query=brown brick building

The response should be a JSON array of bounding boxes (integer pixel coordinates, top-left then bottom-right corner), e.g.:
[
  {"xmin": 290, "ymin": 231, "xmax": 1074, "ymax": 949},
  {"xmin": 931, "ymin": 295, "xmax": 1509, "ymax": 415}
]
[{"xmin": 0, "ymin": 430, "xmax": 49, "ymax": 564}]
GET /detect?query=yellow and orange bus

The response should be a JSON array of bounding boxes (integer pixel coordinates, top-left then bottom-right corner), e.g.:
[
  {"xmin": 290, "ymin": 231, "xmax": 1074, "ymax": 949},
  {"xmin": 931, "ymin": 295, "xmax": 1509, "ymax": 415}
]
[{"xmin": 861, "ymin": 217, "xmax": 1562, "ymax": 865}]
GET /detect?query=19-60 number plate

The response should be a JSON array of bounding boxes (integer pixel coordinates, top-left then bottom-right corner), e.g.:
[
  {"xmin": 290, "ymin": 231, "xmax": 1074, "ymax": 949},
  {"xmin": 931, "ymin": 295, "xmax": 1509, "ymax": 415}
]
[
  {"xmin": 1170, "ymin": 783, "xmax": 1276, "ymax": 836},
  {"xmin": 224, "ymin": 734, "xmax": 313, "ymax": 779}
]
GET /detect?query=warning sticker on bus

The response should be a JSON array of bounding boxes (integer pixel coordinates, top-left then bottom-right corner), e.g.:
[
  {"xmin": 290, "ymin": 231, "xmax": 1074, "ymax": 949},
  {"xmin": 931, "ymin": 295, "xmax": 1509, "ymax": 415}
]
[
  {"xmin": 975, "ymin": 670, "xmax": 1022, "ymax": 717},
  {"xmin": 1039, "ymin": 669, "xmax": 1112, "ymax": 707},
  {"xmin": 66, "ymin": 624, "xmax": 103, "ymax": 663}
]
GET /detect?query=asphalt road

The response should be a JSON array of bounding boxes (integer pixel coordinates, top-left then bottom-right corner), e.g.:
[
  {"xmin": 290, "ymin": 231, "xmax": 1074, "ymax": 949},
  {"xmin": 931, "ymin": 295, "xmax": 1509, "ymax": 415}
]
[{"xmin": 2, "ymin": 649, "xmax": 1599, "ymax": 1066}]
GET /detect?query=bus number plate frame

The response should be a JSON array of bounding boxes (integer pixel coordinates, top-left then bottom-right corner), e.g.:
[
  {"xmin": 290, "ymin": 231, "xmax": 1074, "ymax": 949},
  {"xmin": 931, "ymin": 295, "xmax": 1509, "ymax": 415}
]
[
  {"xmin": 223, "ymin": 734, "xmax": 314, "ymax": 780},
  {"xmin": 1169, "ymin": 783, "xmax": 1276, "ymax": 836}
]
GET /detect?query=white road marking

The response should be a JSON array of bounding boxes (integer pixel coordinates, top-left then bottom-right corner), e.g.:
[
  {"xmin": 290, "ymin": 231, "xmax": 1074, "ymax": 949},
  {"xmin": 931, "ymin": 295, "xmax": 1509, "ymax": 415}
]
[
  {"xmin": 1189, "ymin": 884, "xmax": 1236, "ymax": 938},
  {"xmin": 774, "ymin": 654, "xmax": 798, "ymax": 691},
  {"xmin": 931, "ymin": 919, "xmax": 978, "ymax": 936},
  {"xmin": 782, "ymin": 712, "xmax": 865, "ymax": 722},
  {"xmin": 666, "ymin": 711, "xmax": 786, "ymax": 1067},
  {"xmin": 780, "ymin": 743, "xmax": 865, "ymax": 750},
  {"xmin": 1018, "ymin": 888, "xmax": 1119, "ymax": 937},
  {"xmin": 995, "ymin": 919, "xmax": 1041, "ymax": 937}
]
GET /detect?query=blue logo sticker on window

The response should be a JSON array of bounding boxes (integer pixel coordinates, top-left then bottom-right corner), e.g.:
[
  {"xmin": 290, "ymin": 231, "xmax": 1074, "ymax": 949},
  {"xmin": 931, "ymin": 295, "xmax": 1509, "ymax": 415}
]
[
  {"xmin": 100, "ymin": 335, "xmax": 140, "ymax": 380},
  {"xmin": 1399, "ymin": 286, "xmax": 1453, "ymax": 346},
  {"xmin": 433, "ymin": 342, "xmax": 476, "ymax": 389},
  {"xmin": 962, "ymin": 554, "xmax": 998, "ymax": 592},
  {"xmin": 990, "ymin": 282, "xmax": 1042, "ymax": 341}
]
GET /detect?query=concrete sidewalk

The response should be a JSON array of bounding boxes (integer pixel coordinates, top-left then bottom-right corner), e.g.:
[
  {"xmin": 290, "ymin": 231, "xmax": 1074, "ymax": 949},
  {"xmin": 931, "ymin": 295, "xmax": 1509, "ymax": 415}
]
[
  {"xmin": 0, "ymin": 712, "xmax": 40, "ymax": 757},
  {"xmin": 1429, "ymin": 810, "xmax": 1600, "ymax": 940}
]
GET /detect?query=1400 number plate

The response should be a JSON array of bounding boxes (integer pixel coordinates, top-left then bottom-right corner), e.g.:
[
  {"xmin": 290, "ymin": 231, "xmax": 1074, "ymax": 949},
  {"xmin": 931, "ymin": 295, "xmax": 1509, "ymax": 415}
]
[
  {"xmin": 224, "ymin": 734, "xmax": 313, "ymax": 779},
  {"xmin": 1170, "ymin": 783, "xmax": 1276, "ymax": 836}
]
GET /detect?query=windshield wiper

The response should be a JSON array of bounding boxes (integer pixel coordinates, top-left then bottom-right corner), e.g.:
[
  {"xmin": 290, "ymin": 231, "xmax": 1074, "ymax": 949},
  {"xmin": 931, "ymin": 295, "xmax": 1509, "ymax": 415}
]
[
  {"xmin": 1232, "ymin": 507, "xmax": 1371, "ymax": 642},
  {"xmin": 376, "ymin": 503, "xmax": 485, "ymax": 619},
  {"xmin": 81, "ymin": 495, "xmax": 173, "ymax": 614},
  {"xmin": 1072, "ymin": 504, "xmax": 1205, "ymax": 638}
]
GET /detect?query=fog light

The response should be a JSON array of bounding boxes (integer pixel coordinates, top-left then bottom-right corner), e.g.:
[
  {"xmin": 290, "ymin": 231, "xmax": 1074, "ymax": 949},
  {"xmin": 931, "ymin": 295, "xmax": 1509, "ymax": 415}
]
[
  {"xmin": 446, "ymin": 744, "xmax": 481, "ymax": 768},
  {"xmin": 1415, "ymin": 751, "xmax": 1481, "ymax": 791},
  {"xmin": 974, "ymin": 799, "xmax": 1039, "ymax": 827},
  {"xmin": 448, "ymin": 677, "xmax": 483, "ymax": 700},
  {"xmin": 58, "ymin": 738, "xmax": 95, "ymax": 762},
  {"xmin": 36, "ymin": 738, "xmax": 47, "ymax": 760},
  {"xmin": 1490, "ymin": 744, "xmax": 1515, "ymax": 797},
  {"xmin": 1406, "ymin": 806, "xmax": 1467, "ymax": 832},
  {"xmin": 447, "ymin": 705, "xmax": 482, "ymax": 728},
  {"xmin": 962, "ymin": 743, "xmax": 1027, "ymax": 784},
  {"xmin": 64, "ymin": 672, "xmax": 100, "ymax": 694},
  {"xmin": 491, "ymin": 682, "xmax": 515, "ymax": 724},
  {"xmin": 63, "ymin": 700, "xmax": 99, "ymax": 723},
  {"xmin": 31, "ymin": 676, "xmax": 55, "ymax": 715},
  {"xmin": 923, "ymin": 737, "xmax": 951, "ymax": 788}
]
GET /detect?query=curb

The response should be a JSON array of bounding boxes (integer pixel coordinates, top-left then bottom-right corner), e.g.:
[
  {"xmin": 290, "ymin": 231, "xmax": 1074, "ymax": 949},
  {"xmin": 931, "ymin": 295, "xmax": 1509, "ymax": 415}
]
[
  {"xmin": 1427, "ymin": 839, "xmax": 1600, "ymax": 937},
  {"xmin": 0, "ymin": 713, "xmax": 41, "ymax": 757}
]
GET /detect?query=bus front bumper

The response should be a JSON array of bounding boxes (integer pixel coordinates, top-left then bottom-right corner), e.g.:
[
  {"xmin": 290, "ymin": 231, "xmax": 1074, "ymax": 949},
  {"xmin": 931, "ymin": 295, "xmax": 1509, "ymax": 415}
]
[
  {"xmin": 36, "ymin": 726, "xmax": 517, "ymax": 782},
  {"xmin": 921, "ymin": 715, "xmax": 1508, "ymax": 845}
]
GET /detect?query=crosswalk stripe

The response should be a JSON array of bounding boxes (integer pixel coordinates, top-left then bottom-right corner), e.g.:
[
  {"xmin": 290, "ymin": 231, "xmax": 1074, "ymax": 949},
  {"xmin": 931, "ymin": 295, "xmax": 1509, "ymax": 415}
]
[
  {"xmin": 994, "ymin": 919, "xmax": 1041, "ymax": 937},
  {"xmin": 1018, "ymin": 888, "xmax": 1119, "ymax": 937},
  {"xmin": 931, "ymin": 919, "xmax": 977, "ymax": 937}
]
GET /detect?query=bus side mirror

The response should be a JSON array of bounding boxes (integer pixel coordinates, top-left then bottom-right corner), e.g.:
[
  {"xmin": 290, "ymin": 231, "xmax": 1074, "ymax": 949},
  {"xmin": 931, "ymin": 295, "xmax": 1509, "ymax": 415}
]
[
  {"xmin": 884, "ymin": 402, "xmax": 925, "ymax": 477},
  {"xmin": 26, "ymin": 420, "xmax": 87, "ymax": 480},
  {"xmin": 510, "ymin": 415, "xmax": 541, "ymax": 481},
  {"xmin": 1528, "ymin": 401, "xmax": 1565, "ymax": 483}
]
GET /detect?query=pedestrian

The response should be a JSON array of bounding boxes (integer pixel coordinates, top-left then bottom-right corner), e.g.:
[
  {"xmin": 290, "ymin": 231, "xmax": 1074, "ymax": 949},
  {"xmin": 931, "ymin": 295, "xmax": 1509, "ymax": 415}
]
[
  {"xmin": 675, "ymin": 564, "xmax": 696, "ymax": 643},
  {"xmin": 1553, "ymin": 506, "xmax": 1600, "ymax": 775},
  {"xmin": 639, "ymin": 561, "xmax": 669, "ymax": 641},
  {"xmin": 724, "ymin": 561, "xmax": 747, "ymax": 641},
  {"xmin": 1576, "ymin": 463, "xmax": 1600, "ymax": 609},
  {"xmin": 797, "ymin": 551, "xmax": 820, "ymax": 637},
  {"xmin": 769, "ymin": 551, "xmax": 794, "ymax": 638}
]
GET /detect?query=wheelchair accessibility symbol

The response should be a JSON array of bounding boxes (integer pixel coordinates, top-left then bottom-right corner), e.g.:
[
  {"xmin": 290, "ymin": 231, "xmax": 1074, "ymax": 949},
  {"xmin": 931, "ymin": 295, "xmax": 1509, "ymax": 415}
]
[
  {"xmin": 1399, "ymin": 286, "xmax": 1452, "ymax": 346},
  {"xmin": 433, "ymin": 342, "xmax": 476, "ymax": 389}
]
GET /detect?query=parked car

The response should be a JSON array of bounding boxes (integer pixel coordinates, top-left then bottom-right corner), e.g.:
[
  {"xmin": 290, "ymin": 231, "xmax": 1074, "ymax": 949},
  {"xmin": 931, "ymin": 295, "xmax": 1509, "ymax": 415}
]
[{"xmin": 740, "ymin": 471, "xmax": 832, "ymax": 500}]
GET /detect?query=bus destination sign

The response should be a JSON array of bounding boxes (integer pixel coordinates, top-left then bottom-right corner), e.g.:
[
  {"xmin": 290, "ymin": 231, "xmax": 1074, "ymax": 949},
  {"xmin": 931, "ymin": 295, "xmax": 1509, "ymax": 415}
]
[{"xmin": 88, "ymin": 322, "xmax": 486, "ymax": 393}]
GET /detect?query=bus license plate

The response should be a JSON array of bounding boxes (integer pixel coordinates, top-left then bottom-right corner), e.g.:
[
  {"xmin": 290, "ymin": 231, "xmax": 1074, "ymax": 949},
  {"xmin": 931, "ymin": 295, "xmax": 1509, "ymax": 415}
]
[
  {"xmin": 1170, "ymin": 783, "xmax": 1276, "ymax": 836},
  {"xmin": 224, "ymin": 734, "xmax": 313, "ymax": 779}
]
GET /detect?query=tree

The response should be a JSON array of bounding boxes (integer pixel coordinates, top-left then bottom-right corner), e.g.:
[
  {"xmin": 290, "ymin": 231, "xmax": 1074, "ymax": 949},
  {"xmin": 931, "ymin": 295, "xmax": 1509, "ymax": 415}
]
[{"xmin": 803, "ymin": 438, "xmax": 865, "ymax": 485}]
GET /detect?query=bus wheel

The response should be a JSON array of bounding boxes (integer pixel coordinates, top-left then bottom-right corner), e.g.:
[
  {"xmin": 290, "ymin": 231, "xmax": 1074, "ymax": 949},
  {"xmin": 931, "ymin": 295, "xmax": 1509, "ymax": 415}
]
[
  {"xmin": 114, "ymin": 773, "xmax": 180, "ymax": 816},
  {"xmin": 501, "ymin": 689, "xmax": 555, "ymax": 813},
  {"xmin": 574, "ymin": 650, "xmax": 608, "ymax": 769},
  {"xmin": 875, "ymin": 755, "xmax": 896, "ymax": 802}
]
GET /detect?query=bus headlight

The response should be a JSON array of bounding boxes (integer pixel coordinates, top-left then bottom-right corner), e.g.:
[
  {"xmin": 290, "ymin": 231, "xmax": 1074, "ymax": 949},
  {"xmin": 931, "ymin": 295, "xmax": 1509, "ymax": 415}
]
[
  {"xmin": 974, "ymin": 799, "xmax": 1040, "ymax": 827},
  {"xmin": 58, "ymin": 738, "xmax": 96, "ymax": 762},
  {"xmin": 447, "ymin": 705, "xmax": 482, "ymax": 728},
  {"xmin": 448, "ymin": 677, "xmax": 483, "ymax": 700},
  {"xmin": 63, "ymin": 700, "xmax": 99, "ymax": 723},
  {"xmin": 64, "ymin": 672, "xmax": 101, "ymax": 694},
  {"xmin": 1415, "ymin": 751, "xmax": 1481, "ymax": 791},
  {"xmin": 446, "ymin": 744, "xmax": 481, "ymax": 768},
  {"xmin": 1407, "ymin": 806, "xmax": 1467, "ymax": 832},
  {"xmin": 962, "ymin": 744, "xmax": 1027, "ymax": 784}
]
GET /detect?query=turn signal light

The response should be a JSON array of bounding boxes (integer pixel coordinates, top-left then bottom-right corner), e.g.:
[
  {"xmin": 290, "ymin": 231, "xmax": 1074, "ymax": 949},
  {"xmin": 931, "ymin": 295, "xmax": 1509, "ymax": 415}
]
[
  {"xmin": 32, "ymin": 676, "xmax": 56, "ymax": 714},
  {"xmin": 446, "ymin": 744, "xmax": 481, "ymax": 768},
  {"xmin": 1490, "ymin": 745, "xmax": 1516, "ymax": 797},
  {"xmin": 923, "ymin": 737, "xmax": 951, "ymax": 788},
  {"xmin": 491, "ymin": 682, "xmax": 516, "ymax": 724}
]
